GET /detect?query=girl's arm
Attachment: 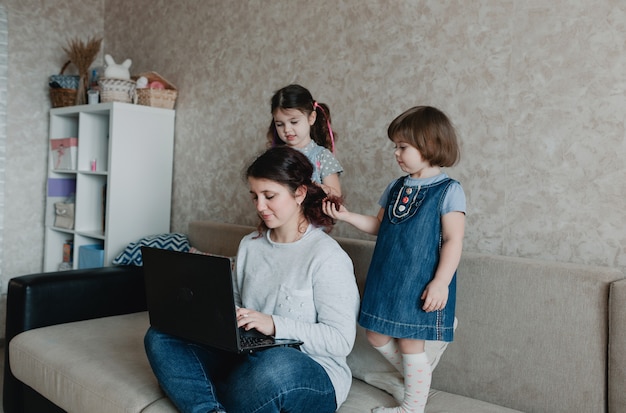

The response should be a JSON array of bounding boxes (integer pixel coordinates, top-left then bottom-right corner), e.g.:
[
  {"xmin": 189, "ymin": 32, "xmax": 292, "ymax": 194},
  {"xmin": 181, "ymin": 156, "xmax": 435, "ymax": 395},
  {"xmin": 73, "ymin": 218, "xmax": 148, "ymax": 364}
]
[
  {"xmin": 320, "ymin": 173, "xmax": 341, "ymax": 197},
  {"xmin": 421, "ymin": 211, "xmax": 465, "ymax": 312},
  {"xmin": 323, "ymin": 203, "xmax": 383, "ymax": 236}
]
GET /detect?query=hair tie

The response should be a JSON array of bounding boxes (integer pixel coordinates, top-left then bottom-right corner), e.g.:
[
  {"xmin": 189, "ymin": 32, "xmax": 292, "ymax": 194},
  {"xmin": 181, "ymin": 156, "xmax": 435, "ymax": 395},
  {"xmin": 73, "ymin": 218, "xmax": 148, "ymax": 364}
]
[{"xmin": 313, "ymin": 101, "xmax": 335, "ymax": 154}]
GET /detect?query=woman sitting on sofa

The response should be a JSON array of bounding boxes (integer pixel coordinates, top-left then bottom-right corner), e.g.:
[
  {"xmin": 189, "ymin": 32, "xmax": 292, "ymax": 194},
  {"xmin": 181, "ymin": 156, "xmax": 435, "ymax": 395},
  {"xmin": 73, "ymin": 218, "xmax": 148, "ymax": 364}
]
[{"xmin": 144, "ymin": 146, "xmax": 360, "ymax": 413}]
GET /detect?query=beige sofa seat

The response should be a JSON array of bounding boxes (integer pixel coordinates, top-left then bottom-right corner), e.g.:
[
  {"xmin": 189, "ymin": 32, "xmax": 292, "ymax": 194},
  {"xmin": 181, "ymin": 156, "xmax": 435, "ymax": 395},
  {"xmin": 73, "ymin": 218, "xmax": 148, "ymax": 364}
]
[
  {"xmin": 10, "ymin": 312, "xmax": 168, "ymax": 413},
  {"xmin": 10, "ymin": 311, "xmax": 520, "ymax": 413}
]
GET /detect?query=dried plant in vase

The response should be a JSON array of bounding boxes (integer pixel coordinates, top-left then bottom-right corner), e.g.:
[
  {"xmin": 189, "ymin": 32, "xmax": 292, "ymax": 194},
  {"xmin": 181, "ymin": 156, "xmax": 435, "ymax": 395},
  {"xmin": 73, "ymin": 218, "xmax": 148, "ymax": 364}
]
[{"xmin": 63, "ymin": 36, "xmax": 102, "ymax": 105}]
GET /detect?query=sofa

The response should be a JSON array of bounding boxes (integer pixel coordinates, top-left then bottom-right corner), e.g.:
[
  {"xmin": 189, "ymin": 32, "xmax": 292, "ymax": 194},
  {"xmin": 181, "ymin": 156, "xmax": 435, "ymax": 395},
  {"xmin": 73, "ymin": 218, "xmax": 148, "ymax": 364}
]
[{"xmin": 4, "ymin": 220, "xmax": 626, "ymax": 413}]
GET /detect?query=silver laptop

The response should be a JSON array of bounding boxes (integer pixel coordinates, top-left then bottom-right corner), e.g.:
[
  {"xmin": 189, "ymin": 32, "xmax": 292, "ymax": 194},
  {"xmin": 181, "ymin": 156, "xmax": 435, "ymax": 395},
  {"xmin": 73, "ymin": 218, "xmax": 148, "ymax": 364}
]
[{"xmin": 141, "ymin": 246, "xmax": 303, "ymax": 353}]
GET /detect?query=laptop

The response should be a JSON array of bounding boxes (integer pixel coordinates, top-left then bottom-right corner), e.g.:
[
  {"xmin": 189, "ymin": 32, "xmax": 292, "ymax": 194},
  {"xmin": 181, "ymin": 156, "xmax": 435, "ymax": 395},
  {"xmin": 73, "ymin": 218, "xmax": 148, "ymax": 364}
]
[{"xmin": 141, "ymin": 246, "xmax": 303, "ymax": 354}]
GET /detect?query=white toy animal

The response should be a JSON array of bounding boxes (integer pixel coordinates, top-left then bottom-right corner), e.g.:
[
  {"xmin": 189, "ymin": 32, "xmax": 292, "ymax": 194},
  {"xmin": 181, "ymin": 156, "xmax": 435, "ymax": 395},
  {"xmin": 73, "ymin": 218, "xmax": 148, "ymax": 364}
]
[
  {"xmin": 104, "ymin": 54, "xmax": 132, "ymax": 80},
  {"xmin": 135, "ymin": 76, "xmax": 149, "ymax": 89}
]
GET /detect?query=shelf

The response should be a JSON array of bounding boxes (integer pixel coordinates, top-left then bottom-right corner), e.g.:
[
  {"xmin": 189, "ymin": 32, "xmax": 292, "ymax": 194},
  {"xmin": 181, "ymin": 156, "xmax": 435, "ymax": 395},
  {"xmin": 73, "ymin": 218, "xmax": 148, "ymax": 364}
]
[{"xmin": 43, "ymin": 102, "xmax": 175, "ymax": 272}]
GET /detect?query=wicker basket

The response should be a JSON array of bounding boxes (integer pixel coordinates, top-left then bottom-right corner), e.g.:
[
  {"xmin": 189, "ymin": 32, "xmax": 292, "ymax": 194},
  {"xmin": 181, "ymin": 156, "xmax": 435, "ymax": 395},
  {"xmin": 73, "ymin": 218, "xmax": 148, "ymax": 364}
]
[
  {"xmin": 49, "ymin": 61, "xmax": 79, "ymax": 108},
  {"xmin": 98, "ymin": 78, "xmax": 136, "ymax": 103},
  {"xmin": 136, "ymin": 88, "xmax": 178, "ymax": 109},
  {"xmin": 50, "ymin": 88, "xmax": 78, "ymax": 108},
  {"xmin": 134, "ymin": 71, "xmax": 178, "ymax": 109}
]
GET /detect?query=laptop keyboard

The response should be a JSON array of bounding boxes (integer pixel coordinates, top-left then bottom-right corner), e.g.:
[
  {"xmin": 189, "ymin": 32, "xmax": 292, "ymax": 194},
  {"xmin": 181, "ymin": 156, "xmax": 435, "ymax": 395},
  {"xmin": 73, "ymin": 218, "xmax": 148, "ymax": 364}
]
[{"xmin": 240, "ymin": 334, "xmax": 275, "ymax": 348}]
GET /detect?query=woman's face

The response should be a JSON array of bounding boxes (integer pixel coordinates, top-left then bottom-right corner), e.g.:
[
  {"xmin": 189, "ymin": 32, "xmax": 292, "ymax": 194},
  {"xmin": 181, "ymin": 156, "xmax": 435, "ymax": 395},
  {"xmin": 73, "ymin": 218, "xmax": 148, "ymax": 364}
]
[
  {"xmin": 248, "ymin": 177, "xmax": 305, "ymax": 230},
  {"xmin": 272, "ymin": 108, "xmax": 316, "ymax": 149}
]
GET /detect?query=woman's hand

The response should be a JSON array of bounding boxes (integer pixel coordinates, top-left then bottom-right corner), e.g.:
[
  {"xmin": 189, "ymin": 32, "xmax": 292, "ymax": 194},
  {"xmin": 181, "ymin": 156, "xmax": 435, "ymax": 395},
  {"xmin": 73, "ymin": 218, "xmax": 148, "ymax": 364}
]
[{"xmin": 236, "ymin": 307, "xmax": 276, "ymax": 336}]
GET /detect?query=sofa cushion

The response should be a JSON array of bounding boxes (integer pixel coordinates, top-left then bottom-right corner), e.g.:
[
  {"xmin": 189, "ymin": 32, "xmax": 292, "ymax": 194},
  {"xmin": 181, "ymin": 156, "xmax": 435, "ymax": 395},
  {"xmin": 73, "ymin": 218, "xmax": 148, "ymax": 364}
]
[
  {"xmin": 337, "ymin": 379, "xmax": 522, "ymax": 412},
  {"xmin": 9, "ymin": 312, "xmax": 169, "ymax": 413},
  {"xmin": 337, "ymin": 378, "xmax": 397, "ymax": 412},
  {"xmin": 433, "ymin": 252, "xmax": 624, "ymax": 412},
  {"xmin": 188, "ymin": 246, "xmax": 236, "ymax": 271},
  {"xmin": 187, "ymin": 221, "xmax": 254, "ymax": 257},
  {"xmin": 112, "ymin": 233, "xmax": 190, "ymax": 266},
  {"xmin": 10, "ymin": 311, "xmax": 521, "ymax": 413},
  {"xmin": 609, "ymin": 278, "xmax": 626, "ymax": 412}
]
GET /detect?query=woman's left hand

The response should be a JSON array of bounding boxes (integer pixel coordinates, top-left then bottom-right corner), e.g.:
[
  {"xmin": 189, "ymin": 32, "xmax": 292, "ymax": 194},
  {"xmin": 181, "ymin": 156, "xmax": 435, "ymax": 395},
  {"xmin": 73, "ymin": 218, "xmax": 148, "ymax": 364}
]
[{"xmin": 236, "ymin": 307, "xmax": 276, "ymax": 336}]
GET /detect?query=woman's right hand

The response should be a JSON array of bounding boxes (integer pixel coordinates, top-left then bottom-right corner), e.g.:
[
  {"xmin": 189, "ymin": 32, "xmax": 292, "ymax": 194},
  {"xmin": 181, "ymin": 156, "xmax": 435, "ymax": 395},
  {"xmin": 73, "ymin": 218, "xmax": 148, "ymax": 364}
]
[{"xmin": 236, "ymin": 307, "xmax": 276, "ymax": 337}]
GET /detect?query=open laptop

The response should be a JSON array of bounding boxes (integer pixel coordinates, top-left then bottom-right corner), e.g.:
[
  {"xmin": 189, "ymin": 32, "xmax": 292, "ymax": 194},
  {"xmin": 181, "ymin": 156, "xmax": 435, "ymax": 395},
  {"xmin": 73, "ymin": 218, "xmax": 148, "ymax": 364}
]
[{"xmin": 141, "ymin": 246, "xmax": 303, "ymax": 354}]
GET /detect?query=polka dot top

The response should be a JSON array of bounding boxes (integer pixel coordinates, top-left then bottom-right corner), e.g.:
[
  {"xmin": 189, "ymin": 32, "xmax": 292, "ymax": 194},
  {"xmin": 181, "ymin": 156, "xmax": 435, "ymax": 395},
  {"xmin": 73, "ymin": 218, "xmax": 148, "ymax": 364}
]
[{"xmin": 297, "ymin": 140, "xmax": 344, "ymax": 183}]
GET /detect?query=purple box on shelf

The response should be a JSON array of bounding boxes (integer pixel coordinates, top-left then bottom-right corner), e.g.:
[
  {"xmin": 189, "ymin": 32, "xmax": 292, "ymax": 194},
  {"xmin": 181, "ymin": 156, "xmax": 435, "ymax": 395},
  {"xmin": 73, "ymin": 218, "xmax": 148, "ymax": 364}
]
[{"xmin": 47, "ymin": 178, "xmax": 76, "ymax": 197}]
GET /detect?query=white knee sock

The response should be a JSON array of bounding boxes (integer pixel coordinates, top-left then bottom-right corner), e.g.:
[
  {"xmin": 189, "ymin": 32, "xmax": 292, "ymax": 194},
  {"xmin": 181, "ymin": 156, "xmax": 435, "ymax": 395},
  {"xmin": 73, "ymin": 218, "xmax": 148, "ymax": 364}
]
[
  {"xmin": 374, "ymin": 339, "xmax": 403, "ymax": 373},
  {"xmin": 372, "ymin": 352, "xmax": 432, "ymax": 413}
]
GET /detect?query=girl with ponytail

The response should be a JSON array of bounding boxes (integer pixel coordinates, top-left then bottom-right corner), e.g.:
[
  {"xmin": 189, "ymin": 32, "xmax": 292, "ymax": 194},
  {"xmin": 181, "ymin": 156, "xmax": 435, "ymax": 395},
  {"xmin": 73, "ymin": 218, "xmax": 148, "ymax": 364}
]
[{"xmin": 266, "ymin": 84, "xmax": 343, "ymax": 197}]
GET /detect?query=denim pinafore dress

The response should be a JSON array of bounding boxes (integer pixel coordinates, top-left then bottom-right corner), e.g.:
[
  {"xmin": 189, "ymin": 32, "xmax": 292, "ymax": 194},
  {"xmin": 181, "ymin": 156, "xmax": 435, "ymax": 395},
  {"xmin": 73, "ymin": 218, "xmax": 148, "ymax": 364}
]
[{"xmin": 358, "ymin": 176, "xmax": 457, "ymax": 342}]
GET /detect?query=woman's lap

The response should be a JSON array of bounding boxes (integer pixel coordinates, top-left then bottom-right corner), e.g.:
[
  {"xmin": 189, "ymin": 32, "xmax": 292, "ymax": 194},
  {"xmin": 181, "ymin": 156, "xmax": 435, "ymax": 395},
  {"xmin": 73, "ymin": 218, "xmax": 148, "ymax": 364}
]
[{"xmin": 145, "ymin": 327, "xmax": 336, "ymax": 413}]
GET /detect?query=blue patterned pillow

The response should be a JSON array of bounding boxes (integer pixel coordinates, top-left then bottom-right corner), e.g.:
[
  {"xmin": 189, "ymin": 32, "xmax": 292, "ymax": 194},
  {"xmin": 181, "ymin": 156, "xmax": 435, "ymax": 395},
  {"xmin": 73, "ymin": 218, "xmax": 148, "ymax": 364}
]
[{"xmin": 112, "ymin": 233, "xmax": 190, "ymax": 266}]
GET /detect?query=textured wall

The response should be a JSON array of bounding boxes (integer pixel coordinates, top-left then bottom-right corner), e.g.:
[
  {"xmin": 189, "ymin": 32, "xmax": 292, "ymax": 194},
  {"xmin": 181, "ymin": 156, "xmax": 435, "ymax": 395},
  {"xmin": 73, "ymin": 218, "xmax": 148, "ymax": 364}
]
[
  {"xmin": 105, "ymin": 0, "xmax": 626, "ymax": 271},
  {"xmin": 0, "ymin": 2, "xmax": 7, "ymax": 338},
  {"xmin": 2, "ymin": 0, "xmax": 626, "ymax": 290},
  {"xmin": 1, "ymin": 0, "xmax": 104, "ymax": 287}
]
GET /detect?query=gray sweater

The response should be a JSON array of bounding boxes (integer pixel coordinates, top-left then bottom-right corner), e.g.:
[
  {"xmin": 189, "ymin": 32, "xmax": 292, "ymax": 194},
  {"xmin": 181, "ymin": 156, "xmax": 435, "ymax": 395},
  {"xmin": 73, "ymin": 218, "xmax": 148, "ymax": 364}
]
[{"xmin": 235, "ymin": 225, "xmax": 360, "ymax": 408}]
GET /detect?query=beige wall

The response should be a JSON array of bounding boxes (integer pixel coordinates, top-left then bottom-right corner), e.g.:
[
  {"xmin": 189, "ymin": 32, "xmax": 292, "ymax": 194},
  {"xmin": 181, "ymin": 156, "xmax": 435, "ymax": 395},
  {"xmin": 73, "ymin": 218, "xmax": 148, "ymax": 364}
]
[
  {"xmin": 3, "ymin": 0, "xmax": 626, "ymax": 291},
  {"xmin": 106, "ymin": 0, "xmax": 626, "ymax": 269},
  {"xmin": 2, "ymin": 0, "xmax": 104, "ymax": 287}
]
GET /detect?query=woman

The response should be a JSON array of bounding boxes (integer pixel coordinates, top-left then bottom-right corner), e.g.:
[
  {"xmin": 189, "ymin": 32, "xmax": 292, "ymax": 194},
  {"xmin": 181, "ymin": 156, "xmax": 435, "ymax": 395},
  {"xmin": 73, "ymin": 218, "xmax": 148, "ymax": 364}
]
[{"xmin": 144, "ymin": 146, "xmax": 360, "ymax": 413}]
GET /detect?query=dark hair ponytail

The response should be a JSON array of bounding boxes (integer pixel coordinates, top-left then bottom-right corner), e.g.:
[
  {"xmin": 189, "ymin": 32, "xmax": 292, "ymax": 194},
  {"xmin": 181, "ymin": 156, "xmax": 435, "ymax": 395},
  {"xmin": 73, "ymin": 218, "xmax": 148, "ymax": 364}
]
[{"xmin": 311, "ymin": 101, "xmax": 336, "ymax": 153}]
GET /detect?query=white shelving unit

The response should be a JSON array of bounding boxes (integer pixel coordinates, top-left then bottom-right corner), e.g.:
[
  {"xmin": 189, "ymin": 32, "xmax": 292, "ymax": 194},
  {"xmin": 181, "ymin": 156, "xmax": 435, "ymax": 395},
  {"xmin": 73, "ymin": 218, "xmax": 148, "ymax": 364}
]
[{"xmin": 44, "ymin": 102, "xmax": 175, "ymax": 272}]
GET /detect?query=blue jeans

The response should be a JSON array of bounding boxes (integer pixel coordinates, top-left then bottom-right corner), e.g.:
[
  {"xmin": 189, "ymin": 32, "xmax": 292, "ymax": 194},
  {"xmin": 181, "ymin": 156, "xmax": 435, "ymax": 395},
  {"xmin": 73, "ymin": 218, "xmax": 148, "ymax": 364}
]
[{"xmin": 144, "ymin": 327, "xmax": 337, "ymax": 413}]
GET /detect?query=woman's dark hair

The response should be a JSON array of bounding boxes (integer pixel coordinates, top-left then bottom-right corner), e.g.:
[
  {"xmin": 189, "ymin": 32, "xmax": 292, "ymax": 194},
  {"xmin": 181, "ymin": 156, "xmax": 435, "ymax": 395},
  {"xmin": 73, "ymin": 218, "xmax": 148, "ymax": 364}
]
[
  {"xmin": 387, "ymin": 106, "xmax": 460, "ymax": 167},
  {"xmin": 266, "ymin": 84, "xmax": 337, "ymax": 151},
  {"xmin": 246, "ymin": 146, "xmax": 338, "ymax": 233}
]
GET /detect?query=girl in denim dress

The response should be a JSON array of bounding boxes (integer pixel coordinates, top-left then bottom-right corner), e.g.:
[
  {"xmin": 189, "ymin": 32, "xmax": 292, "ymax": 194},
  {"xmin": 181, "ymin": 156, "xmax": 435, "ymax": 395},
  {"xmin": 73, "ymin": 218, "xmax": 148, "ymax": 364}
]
[{"xmin": 324, "ymin": 106, "xmax": 466, "ymax": 413}]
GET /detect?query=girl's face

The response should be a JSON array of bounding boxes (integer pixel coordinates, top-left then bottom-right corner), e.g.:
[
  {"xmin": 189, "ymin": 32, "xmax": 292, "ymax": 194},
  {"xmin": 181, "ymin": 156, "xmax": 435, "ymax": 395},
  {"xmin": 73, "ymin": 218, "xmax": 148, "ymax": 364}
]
[
  {"xmin": 273, "ymin": 108, "xmax": 316, "ymax": 149},
  {"xmin": 392, "ymin": 138, "xmax": 438, "ymax": 178},
  {"xmin": 248, "ymin": 177, "xmax": 305, "ymax": 230}
]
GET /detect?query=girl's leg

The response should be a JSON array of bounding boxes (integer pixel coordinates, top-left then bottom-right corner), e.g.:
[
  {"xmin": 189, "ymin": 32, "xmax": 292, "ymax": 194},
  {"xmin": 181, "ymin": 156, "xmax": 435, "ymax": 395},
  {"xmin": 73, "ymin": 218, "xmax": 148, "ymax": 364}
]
[
  {"xmin": 144, "ymin": 327, "xmax": 236, "ymax": 413},
  {"xmin": 369, "ymin": 331, "xmax": 402, "ymax": 373},
  {"xmin": 219, "ymin": 346, "xmax": 336, "ymax": 413},
  {"xmin": 372, "ymin": 338, "xmax": 432, "ymax": 413}
]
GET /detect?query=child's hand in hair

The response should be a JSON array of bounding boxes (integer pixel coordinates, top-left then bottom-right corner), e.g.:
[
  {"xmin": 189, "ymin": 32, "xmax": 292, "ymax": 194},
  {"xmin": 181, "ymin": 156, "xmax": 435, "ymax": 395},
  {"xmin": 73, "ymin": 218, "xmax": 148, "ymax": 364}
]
[
  {"xmin": 323, "ymin": 199, "xmax": 348, "ymax": 220},
  {"xmin": 324, "ymin": 201, "xmax": 382, "ymax": 236}
]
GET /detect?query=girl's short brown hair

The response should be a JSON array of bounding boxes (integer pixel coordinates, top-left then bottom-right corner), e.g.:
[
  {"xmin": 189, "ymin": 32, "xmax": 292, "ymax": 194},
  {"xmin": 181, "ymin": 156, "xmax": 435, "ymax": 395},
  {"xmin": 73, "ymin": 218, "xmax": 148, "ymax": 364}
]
[{"xmin": 387, "ymin": 106, "xmax": 460, "ymax": 167}]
